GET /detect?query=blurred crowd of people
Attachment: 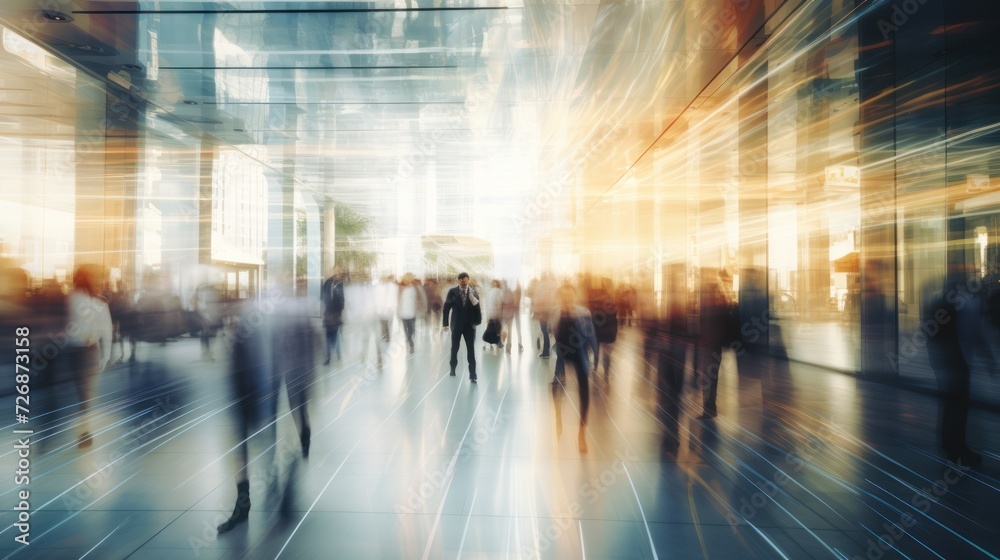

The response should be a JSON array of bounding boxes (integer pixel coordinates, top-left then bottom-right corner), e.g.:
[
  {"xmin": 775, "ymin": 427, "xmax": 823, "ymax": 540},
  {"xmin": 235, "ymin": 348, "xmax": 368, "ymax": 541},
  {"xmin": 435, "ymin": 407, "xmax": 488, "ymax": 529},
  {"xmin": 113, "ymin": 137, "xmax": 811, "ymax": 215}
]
[{"xmin": 3, "ymin": 258, "xmax": 997, "ymax": 537}]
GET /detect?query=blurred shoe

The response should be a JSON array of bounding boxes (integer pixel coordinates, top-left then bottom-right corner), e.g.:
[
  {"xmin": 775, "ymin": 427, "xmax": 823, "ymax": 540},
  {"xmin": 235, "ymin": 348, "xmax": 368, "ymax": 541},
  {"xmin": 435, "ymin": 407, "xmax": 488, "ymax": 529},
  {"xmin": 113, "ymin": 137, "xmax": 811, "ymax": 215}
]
[
  {"xmin": 77, "ymin": 432, "xmax": 93, "ymax": 448},
  {"xmin": 449, "ymin": 370, "xmax": 456, "ymax": 376},
  {"xmin": 578, "ymin": 429, "xmax": 587, "ymax": 453},
  {"xmin": 301, "ymin": 428, "xmax": 311, "ymax": 459},
  {"xmin": 539, "ymin": 353, "xmax": 550, "ymax": 358},
  {"xmin": 218, "ymin": 480, "xmax": 251, "ymax": 533},
  {"xmin": 323, "ymin": 357, "xmax": 331, "ymax": 365},
  {"xmin": 946, "ymin": 449, "xmax": 982, "ymax": 469},
  {"xmin": 519, "ymin": 344, "xmax": 523, "ymax": 351},
  {"xmin": 698, "ymin": 411, "xmax": 718, "ymax": 420},
  {"xmin": 470, "ymin": 376, "xmax": 477, "ymax": 383}
]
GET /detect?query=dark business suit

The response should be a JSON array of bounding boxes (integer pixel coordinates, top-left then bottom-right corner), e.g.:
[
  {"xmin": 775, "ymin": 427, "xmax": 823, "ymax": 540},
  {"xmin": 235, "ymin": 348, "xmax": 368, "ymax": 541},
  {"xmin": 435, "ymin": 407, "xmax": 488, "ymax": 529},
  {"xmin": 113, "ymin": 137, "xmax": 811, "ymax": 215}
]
[
  {"xmin": 320, "ymin": 276, "xmax": 345, "ymax": 361},
  {"xmin": 443, "ymin": 285, "xmax": 480, "ymax": 379}
]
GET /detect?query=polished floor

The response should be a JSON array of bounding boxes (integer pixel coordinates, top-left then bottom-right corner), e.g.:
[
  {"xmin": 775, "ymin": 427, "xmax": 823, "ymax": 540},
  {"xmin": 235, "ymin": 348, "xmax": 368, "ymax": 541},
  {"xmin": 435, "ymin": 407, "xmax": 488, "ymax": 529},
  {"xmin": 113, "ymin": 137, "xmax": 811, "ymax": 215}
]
[{"xmin": 2, "ymin": 315, "xmax": 1000, "ymax": 560}]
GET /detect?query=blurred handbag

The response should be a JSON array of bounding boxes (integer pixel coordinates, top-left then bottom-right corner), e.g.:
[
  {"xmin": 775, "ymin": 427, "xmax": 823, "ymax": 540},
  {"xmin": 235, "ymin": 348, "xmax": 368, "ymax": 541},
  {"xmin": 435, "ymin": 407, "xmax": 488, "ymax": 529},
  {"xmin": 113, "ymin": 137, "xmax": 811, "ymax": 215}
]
[
  {"xmin": 482, "ymin": 319, "xmax": 501, "ymax": 344},
  {"xmin": 470, "ymin": 289, "xmax": 482, "ymax": 326}
]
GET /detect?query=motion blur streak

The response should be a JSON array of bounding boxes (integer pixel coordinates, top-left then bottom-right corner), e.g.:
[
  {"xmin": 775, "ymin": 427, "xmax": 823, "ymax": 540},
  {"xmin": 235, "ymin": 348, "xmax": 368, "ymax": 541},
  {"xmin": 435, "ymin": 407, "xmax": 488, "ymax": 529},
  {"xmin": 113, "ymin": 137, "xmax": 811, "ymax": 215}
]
[{"xmin": 1, "ymin": 0, "xmax": 1000, "ymax": 558}]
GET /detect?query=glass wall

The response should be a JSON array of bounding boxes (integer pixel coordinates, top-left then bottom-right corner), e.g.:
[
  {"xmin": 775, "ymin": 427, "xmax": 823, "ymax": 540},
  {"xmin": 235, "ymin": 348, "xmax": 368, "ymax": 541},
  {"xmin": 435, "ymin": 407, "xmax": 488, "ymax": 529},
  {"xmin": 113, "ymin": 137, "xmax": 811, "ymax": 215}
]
[
  {"xmin": 0, "ymin": 24, "xmax": 106, "ymax": 292},
  {"xmin": 890, "ymin": 0, "xmax": 1000, "ymax": 403},
  {"xmin": 581, "ymin": 0, "xmax": 1000, "ymax": 404}
]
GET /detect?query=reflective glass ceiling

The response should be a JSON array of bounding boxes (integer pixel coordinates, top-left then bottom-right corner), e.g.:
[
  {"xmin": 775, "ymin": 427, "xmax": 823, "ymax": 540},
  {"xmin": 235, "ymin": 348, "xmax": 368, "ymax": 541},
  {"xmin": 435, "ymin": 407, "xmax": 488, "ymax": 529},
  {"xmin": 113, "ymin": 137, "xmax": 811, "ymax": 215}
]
[{"xmin": 0, "ymin": 0, "xmax": 752, "ymax": 251}]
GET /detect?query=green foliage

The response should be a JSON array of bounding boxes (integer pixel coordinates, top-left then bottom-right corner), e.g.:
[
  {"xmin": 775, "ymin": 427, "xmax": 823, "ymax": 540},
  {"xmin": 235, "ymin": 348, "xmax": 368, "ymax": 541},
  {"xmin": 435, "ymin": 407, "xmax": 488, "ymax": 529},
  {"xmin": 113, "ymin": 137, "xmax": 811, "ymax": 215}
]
[{"xmin": 333, "ymin": 204, "xmax": 378, "ymax": 278}]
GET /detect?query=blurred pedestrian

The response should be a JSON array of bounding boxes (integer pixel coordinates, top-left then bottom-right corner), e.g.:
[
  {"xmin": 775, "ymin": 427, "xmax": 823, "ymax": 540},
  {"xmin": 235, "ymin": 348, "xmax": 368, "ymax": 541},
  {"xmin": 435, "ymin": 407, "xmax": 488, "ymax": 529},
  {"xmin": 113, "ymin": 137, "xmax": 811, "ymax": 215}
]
[
  {"xmin": 501, "ymin": 281, "xmax": 523, "ymax": 354},
  {"xmin": 483, "ymin": 279, "xmax": 504, "ymax": 353},
  {"xmin": 926, "ymin": 264, "xmax": 998, "ymax": 468},
  {"xmin": 588, "ymin": 278, "xmax": 618, "ymax": 381},
  {"xmin": 377, "ymin": 275, "xmax": 398, "ymax": 346},
  {"xmin": 552, "ymin": 283, "xmax": 598, "ymax": 452},
  {"xmin": 697, "ymin": 270, "xmax": 738, "ymax": 419},
  {"xmin": 195, "ymin": 282, "xmax": 222, "ymax": 361},
  {"xmin": 398, "ymin": 273, "xmax": 419, "ymax": 354},
  {"xmin": 532, "ymin": 273, "xmax": 556, "ymax": 358},
  {"xmin": 321, "ymin": 268, "xmax": 345, "ymax": 364},
  {"xmin": 65, "ymin": 265, "xmax": 113, "ymax": 448},
  {"xmin": 218, "ymin": 279, "xmax": 318, "ymax": 533},
  {"xmin": 646, "ymin": 265, "xmax": 689, "ymax": 454}
]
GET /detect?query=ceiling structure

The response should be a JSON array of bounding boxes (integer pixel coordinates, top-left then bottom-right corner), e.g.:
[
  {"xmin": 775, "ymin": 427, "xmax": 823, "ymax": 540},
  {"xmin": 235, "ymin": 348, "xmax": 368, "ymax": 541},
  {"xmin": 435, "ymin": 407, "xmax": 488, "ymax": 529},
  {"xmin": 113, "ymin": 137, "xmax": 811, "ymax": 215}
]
[{"xmin": 0, "ymin": 0, "xmax": 764, "ymax": 261}]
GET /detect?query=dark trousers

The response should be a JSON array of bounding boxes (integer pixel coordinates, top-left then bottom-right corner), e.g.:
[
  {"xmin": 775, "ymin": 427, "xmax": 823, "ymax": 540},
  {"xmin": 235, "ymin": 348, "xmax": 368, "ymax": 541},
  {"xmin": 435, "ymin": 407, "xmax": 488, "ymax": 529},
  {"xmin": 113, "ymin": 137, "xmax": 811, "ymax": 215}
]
[
  {"xmin": 594, "ymin": 342, "xmax": 612, "ymax": 373},
  {"xmin": 539, "ymin": 318, "xmax": 551, "ymax": 355},
  {"xmin": 200, "ymin": 326, "xmax": 215, "ymax": 355},
  {"xmin": 450, "ymin": 326, "xmax": 477, "ymax": 376},
  {"xmin": 939, "ymin": 367, "xmax": 971, "ymax": 455},
  {"xmin": 697, "ymin": 342, "xmax": 723, "ymax": 415},
  {"xmin": 561, "ymin": 354, "xmax": 589, "ymax": 424},
  {"xmin": 325, "ymin": 325, "xmax": 341, "ymax": 360},
  {"xmin": 657, "ymin": 341, "xmax": 686, "ymax": 449},
  {"xmin": 402, "ymin": 318, "xmax": 416, "ymax": 351},
  {"xmin": 67, "ymin": 344, "xmax": 100, "ymax": 437}
]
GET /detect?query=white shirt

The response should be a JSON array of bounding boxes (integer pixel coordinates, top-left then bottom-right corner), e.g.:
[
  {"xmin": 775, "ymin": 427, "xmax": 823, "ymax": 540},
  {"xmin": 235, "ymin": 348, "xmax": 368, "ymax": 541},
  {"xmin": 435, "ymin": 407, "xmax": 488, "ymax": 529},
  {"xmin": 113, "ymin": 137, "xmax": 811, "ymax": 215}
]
[
  {"xmin": 486, "ymin": 287, "xmax": 504, "ymax": 320},
  {"xmin": 67, "ymin": 290, "xmax": 113, "ymax": 369},
  {"xmin": 398, "ymin": 285, "xmax": 417, "ymax": 319},
  {"xmin": 376, "ymin": 280, "xmax": 398, "ymax": 319}
]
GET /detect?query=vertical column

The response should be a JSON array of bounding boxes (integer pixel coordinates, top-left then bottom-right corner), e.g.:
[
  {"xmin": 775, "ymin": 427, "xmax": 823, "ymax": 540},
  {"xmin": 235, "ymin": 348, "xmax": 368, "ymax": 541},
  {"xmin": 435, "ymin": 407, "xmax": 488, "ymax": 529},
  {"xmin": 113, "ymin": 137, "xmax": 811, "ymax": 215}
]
[
  {"xmin": 263, "ymin": 13, "xmax": 299, "ymax": 296},
  {"xmin": 857, "ymin": 2, "xmax": 899, "ymax": 378},
  {"xmin": 103, "ymin": 86, "xmax": 142, "ymax": 290},
  {"xmin": 736, "ymin": 0, "xmax": 769, "ymax": 352},
  {"xmin": 656, "ymin": 142, "xmax": 688, "ymax": 321},
  {"xmin": 198, "ymin": 134, "xmax": 215, "ymax": 265},
  {"xmin": 266, "ymin": 164, "xmax": 296, "ymax": 296},
  {"xmin": 75, "ymin": 81, "xmax": 141, "ymax": 290},
  {"xmin": 304, "ymin": 195, "xmax": 322, "ymax": 301},
  {"xmin": 796, "ymin": 47, "xmax": 832, "ymax": 321},
  {"xmin": 737, "ymin": 58, "xmax": 769, "ymax": 352},
  {"xmin": 323, "ymin": 198, "xmax": 336, "ymax": 278},
  {"xmin": 265, "ymin": 98, "xmax": 300, "ymax": 297},
  {"xmin": 74, "ymin": 82, "xmax": 109, "ymax": 270},
  {"xmin": 637, "ymin": 169, "xmax": 655, "ymax": 295}
]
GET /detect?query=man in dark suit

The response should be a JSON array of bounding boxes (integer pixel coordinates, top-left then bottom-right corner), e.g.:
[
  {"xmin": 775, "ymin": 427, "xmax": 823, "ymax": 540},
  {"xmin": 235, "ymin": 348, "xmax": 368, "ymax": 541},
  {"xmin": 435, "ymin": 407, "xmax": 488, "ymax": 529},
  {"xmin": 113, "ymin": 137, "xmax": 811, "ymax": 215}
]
[
  {"xmin": 443, "ymin": 272, "xmax": 481, "ymax": 382},
  {"xmin": 320, "ymin": 267, "xmax": 345, "ymax": 365}
]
